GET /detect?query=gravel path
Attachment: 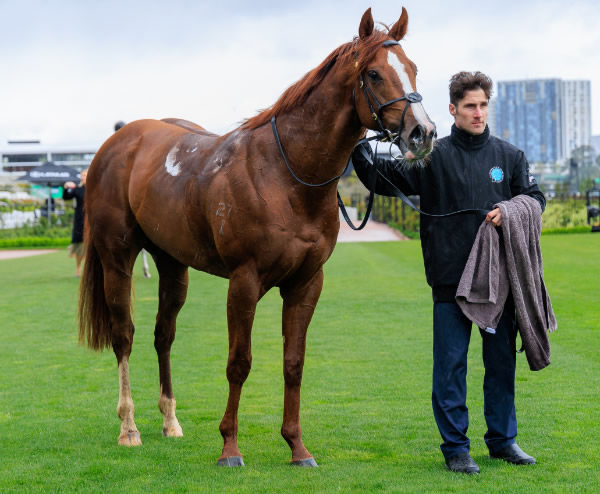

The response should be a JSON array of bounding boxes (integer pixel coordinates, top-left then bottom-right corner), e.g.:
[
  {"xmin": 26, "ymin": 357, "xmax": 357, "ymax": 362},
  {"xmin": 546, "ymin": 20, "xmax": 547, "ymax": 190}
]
[{"xmin": 0, "ymin": 249, "xmax": 58, "ymax": 260}]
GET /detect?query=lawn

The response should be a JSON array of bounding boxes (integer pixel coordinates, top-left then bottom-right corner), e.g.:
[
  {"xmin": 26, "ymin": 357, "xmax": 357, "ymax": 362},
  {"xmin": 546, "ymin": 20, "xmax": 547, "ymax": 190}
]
[{"xmin": 0, "ymin": 234, "xmax": 598, "ymax": 493}]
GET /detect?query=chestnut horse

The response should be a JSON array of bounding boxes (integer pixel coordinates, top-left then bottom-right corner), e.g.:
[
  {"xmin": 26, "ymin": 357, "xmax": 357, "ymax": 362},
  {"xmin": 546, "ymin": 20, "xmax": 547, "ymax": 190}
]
[{"xmin": 79, "ymin": 7, "xmax": 436, "ymax": 467}]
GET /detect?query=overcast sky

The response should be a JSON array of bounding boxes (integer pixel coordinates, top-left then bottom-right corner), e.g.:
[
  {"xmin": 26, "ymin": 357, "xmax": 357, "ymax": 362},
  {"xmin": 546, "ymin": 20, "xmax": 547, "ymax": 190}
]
[{"xmin": 1, "ymin": 0, "xmax": 599, "ymax": 148}]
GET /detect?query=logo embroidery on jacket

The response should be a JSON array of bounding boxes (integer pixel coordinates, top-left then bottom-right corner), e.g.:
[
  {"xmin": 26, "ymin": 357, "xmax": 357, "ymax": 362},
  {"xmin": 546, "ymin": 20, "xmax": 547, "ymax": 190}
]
[{"xmin": 489, "ymin": 167, "xmax": 504, "ymax": 183}]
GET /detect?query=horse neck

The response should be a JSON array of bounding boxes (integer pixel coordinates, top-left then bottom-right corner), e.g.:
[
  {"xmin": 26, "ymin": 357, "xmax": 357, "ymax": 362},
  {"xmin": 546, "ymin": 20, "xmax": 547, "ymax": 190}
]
[{"xmin": 272, "ymin": 73, "xmax": 362, "ymax": 186}]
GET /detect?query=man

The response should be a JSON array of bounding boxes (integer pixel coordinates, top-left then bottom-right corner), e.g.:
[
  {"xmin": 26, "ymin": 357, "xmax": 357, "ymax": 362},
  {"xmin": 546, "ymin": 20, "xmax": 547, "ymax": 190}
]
[
  {"xmin": 63, "ymin": 170, "xmax": 87, "ymax": 277},
  {"xmin": 352, "ymin": 71, "xmax": 545, "ymax": 474}
]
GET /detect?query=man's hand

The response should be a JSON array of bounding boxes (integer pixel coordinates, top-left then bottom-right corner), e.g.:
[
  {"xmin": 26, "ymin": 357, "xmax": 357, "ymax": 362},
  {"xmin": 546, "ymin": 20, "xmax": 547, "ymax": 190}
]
[{"xmin": 486, "ymin": 207, "xmax": 502, "ymax": 227}]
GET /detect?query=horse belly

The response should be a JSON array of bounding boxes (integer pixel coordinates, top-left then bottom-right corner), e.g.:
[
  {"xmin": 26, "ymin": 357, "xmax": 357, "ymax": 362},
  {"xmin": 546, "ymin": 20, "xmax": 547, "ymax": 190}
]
[{"xmin": 129, "ymin": 170, "xmax": 227, "ymax": 275}]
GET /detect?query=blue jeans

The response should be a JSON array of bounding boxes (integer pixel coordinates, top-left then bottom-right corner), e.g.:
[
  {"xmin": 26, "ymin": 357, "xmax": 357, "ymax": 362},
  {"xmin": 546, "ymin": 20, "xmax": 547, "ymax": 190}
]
[{"xmin": 432, "ymin": 300, "xmax": 518, "ymax": 459}]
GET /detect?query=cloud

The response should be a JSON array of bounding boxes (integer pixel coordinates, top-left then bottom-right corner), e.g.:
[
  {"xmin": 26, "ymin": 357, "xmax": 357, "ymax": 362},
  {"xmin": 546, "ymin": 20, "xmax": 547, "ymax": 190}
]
[{"xmin": 1, "ymin": 0, "xmax": 599, "ymax": 147}]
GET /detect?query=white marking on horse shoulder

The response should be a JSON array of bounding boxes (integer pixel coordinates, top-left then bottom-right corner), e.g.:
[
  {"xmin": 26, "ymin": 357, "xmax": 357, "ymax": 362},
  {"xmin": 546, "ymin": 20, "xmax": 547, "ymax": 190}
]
[
  {"xmin": 387, "ymin": 51, "xmax": 415, "ymax": 92},
  {"xmin": 165, "ymin": 145, "xmax": 181, "ymax": 176}
]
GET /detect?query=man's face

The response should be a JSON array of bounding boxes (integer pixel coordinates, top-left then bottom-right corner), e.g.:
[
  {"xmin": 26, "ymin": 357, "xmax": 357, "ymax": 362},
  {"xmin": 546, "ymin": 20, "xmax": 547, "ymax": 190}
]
[{"xmin": 449, "ymin": 88, "xmax": 488, "ymax": 135}]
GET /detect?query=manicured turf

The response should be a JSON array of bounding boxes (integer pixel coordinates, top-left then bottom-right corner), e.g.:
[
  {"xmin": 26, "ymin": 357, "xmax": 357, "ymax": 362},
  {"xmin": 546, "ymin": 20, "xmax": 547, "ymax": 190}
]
[{"xmin": 0, "ymin": 234, "xmax": 598, "ymax": 492}]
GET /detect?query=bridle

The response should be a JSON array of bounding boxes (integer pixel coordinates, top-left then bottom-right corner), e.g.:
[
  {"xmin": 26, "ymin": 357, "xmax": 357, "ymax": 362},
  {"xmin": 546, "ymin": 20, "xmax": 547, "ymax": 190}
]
[
  {"xmin": 271, "ymin": 38, "xmax": 439, "ymax": 230},
  {"xmin": 355, "ymin": 39, "xmax": 424, "ymax": 146},
  {"xmin": 271, "ymin": 39, "xmax": 422, "ymax": 186}
]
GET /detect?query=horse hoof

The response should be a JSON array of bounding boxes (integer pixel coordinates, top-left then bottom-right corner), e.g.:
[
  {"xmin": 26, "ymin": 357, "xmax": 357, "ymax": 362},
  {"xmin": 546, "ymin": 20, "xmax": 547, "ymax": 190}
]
[
  {"xmin": 118, "ymin": 431, "xmax": 142, "ymax": 446},
  {"xmin": 291, "ymin": 457, "xmax": 318, "ymax": 467},
  {"xmin": 217, "ymin": 456, "xmax": 245, "ymax": 467},
  {"xmin": 162, "ymin": 426, "xmax": 183, "ymax": 437}
]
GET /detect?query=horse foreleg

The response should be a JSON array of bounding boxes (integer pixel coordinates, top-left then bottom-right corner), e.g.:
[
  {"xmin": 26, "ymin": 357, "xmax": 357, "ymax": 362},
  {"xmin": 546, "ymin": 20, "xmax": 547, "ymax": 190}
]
[
  {"xmin": 279, "ymin": 270, "xmax": 323, "ymax": 467},
  {"xmin": 153, "ymin": 253, "xmax": 188, "ymax": 438},
  {"xmin": 217, "ymin": 269, "xmax": 260, "ymax": 467}
]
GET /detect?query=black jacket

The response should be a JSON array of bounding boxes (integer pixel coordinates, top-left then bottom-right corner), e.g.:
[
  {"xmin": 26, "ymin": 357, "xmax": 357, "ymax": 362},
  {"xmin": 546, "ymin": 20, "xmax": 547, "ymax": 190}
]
[
  {"xmin": 62, "ymin": 185, "xmax": 85, "ymax": 244},
  {"xmin": 352, "ymin": 124, "xmax": 546, "ymax": 302}
]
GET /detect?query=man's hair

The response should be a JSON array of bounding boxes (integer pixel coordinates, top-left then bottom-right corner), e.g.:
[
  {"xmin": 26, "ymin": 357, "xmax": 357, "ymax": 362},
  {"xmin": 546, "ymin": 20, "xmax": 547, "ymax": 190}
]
[{"xmin": 449, "ymin": 71, "xmax": 493, "ymax": 106}]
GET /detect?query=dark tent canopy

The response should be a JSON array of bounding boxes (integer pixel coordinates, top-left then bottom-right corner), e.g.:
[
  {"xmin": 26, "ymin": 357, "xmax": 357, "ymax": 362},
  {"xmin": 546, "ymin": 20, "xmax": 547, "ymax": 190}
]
[
  {"xmin": 18, "ymin": 161, "xmax": 82, "ymax": 220},
  {"xmin": 18, "ymin": 161, "xmax": 81, "ymax": 186}
]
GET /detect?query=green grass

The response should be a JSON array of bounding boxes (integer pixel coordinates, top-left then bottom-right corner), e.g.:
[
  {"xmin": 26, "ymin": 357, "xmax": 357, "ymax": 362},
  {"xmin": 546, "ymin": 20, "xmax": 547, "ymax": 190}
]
[{"xmin": 0, "ymin": 234, "xmax": 598, "ymax": 493}]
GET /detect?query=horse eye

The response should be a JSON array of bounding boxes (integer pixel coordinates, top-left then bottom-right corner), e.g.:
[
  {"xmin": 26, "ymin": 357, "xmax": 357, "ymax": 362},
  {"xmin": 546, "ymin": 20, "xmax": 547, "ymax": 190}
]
[{"xmin": 367, "ymin": 70, "xmax": 381, "ymax": 82}]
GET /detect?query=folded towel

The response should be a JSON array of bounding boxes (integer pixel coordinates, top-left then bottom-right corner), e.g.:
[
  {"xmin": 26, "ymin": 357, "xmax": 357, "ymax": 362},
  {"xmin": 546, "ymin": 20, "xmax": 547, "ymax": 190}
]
[{"xmin": 456, "ymin": 195, "xmax": 557, "ymax": 371}]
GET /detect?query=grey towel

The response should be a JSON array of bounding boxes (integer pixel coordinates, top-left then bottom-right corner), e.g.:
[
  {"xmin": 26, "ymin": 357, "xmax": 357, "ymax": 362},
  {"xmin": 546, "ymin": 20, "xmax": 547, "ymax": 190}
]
[{"xmin": 456, "ymin": 195, "xmax": 557, "ymax": 371}]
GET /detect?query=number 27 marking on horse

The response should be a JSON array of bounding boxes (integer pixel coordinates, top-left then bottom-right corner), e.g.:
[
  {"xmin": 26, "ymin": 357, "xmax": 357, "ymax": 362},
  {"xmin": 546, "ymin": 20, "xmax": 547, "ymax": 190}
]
[{"xmin": 216, "ymin": 202, "xmax": 233, "ymax": 235}]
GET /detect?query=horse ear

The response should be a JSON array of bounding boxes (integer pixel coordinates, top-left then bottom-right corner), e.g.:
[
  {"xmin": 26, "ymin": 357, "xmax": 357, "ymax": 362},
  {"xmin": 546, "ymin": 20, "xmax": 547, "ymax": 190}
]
[
  {"xmin": 359, "ymin": 8, "xmax": 374, "ymax": 40},
  {"xmin": 389, "ymin": 7, "xmax": 409, "ymax": 41}
]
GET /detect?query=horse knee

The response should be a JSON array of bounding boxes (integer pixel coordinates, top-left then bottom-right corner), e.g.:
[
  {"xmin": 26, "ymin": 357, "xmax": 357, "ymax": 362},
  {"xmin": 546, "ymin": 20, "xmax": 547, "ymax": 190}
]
[
  {"xmin": 283, "ymin": 358, "xmax": 303, "ymax": 386},
  {"xmin": 111, "ymin": 326, "xmax": 135, "ymax": 359},
  {"xmin": 226, "ymin": 355, "xmax": 252, "ymax": 385},
  {"xmin": 281, "ymin": 422, "xmax": 301, "ymax": 445}
]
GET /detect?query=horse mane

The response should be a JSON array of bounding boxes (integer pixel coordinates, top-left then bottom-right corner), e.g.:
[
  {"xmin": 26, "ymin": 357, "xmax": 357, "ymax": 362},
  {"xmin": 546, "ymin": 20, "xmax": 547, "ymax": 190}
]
[{"xmin": 242, "ymin": 28, "xmax": 393, "ymax": 130}]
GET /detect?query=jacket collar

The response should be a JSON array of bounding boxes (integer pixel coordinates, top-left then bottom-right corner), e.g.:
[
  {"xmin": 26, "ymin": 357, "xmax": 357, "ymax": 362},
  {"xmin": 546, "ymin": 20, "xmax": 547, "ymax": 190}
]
[{"xmin": 450, "ymin": 124, "xmax": 490, "ymax": 150}]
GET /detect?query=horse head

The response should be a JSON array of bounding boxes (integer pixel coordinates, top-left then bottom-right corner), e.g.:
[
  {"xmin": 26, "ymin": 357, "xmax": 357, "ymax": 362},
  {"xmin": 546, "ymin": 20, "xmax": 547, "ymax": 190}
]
[{"xmin": 354, "ymin": 8, "xmax": 436, "ymax": 161}]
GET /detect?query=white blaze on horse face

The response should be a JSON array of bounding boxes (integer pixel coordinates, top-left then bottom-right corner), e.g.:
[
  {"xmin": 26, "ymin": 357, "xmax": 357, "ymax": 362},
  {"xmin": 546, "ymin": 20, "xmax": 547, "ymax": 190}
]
[
  {"xmin": 387, "ymin": 51, "xmax": 435, "ymax": 135},
  {"xmin": 165, "ymin": 145, "xmax": 181, "ymax": 176},
  {"xmin": 387, "ymin": 51, "xmax": 415, "ymax": 93}
]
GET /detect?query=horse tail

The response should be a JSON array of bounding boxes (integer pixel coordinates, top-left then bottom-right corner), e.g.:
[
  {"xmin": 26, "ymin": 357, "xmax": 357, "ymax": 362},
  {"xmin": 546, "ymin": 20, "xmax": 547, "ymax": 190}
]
[{"xmin": 78, "ymin": 237, "xmax": 112, "ymax": 350}]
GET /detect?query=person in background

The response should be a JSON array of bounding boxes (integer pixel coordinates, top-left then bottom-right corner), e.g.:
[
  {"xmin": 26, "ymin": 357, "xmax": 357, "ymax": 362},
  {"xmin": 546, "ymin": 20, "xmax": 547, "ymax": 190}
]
[
  {"xmin": 352, "ymin": 71, "xmax": 546, "ymax": 474},
  {"xmin": 62, "ymin": 170, "xmax": 87, "ymax": 277}
]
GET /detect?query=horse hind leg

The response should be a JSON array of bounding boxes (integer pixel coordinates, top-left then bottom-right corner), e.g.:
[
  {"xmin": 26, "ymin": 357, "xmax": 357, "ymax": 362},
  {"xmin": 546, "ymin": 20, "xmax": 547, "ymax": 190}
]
[
  {"xmin": 101, "ymin": 255, "xmax": 143, "ymax": 446},
  {"xmin": 152, "ymin": 251, "xmax": 189, "ymax": 438}
]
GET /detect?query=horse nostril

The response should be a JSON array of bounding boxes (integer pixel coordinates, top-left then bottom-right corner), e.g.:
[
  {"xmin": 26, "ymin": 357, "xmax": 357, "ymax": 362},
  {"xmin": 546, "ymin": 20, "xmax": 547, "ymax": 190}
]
[{"xmin": 409, "ymin": 125, "xmax": 426, "ymax": 145}]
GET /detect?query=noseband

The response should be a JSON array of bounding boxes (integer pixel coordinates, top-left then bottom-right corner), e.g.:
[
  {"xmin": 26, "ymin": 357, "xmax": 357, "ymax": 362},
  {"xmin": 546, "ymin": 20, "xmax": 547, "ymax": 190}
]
[{"xmin": 355, "ymin": 40, "xmax": 424, "ymax": 143}]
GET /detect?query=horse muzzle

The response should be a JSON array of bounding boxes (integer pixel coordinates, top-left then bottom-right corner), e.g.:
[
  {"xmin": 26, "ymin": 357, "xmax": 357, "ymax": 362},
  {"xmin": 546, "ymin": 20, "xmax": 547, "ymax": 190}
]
[{"xmin": 396, "ymin": 121, "xmax": 437, "ymax": 160}]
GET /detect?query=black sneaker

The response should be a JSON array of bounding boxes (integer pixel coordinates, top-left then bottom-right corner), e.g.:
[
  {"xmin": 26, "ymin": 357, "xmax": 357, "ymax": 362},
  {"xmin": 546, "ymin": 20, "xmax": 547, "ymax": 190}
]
[
  {"xmin": 490, "ymin": 443, "xmax": 536, "ymax": 465},
  {"xmin": 445, "ymin": 452, "xmax": 480, "ymax": 474}
]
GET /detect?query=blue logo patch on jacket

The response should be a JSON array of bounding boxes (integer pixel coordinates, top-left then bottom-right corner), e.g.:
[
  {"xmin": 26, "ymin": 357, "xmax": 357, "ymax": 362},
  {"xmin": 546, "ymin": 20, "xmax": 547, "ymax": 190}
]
[{"xmin": 489, "ymin": 167, "xmax": 504, "ymax": 183}]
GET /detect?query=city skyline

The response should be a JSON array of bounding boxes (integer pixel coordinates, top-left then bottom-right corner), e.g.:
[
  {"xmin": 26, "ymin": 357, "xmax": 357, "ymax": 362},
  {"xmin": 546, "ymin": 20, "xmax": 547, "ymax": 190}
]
[{"xmin": 493, "ymin": 78, "xmax": 592, "ymax": 164}]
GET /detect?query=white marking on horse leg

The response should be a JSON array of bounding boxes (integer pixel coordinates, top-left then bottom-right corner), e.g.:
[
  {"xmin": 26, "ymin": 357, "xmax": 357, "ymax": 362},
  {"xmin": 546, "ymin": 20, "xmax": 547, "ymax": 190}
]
[
  {"xmin": 158, "ymin": 391, "xmax": 183, "ymax": 438},
  {"xmin": 164, "ymin": 145, "xmax": 181, "ymax": 176},
  {"xmin": 117, "ymin": 358, "xmax": 142, "ymax": 446}
]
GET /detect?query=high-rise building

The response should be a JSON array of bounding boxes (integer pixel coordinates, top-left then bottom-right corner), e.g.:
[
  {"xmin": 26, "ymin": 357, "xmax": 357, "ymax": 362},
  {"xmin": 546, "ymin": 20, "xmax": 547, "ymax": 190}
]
[
  {"xmin": 493, "ymin": 78, "xmax": 592, "ymax": 164},
  {"xmin": 494, "ymin": 79, "xmax": 563, "ymax": 163},
  {"xmin": 561, "ymin": 80, "xmax": 592, "ymax": 156}
]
